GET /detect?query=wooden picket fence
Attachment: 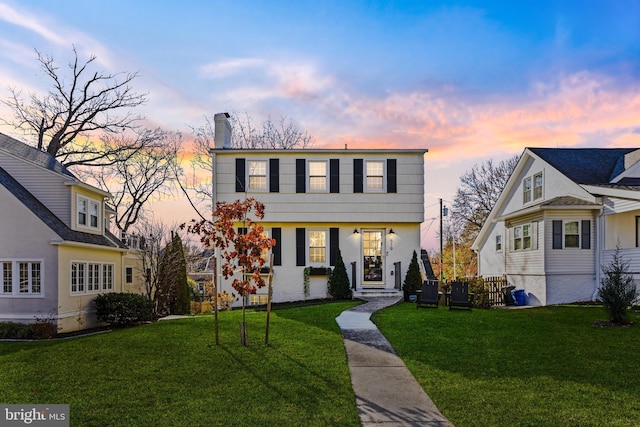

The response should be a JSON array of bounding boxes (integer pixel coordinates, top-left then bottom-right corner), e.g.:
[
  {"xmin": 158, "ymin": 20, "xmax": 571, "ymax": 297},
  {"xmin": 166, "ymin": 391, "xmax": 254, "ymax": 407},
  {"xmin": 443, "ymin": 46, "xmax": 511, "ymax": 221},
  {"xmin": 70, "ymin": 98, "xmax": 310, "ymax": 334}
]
[{"xmin": 444, "ymin": 275, "xmax": 509, "ymax": 308}]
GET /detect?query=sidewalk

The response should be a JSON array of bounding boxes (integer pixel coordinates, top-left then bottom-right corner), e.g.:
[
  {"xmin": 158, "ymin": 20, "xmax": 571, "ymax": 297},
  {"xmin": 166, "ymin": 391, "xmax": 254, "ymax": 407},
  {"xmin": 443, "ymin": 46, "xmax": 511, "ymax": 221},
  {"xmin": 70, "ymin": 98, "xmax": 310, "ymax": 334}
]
[{"xmin": 336, "ymin": 297, "xmax": 454, "ymax": 426}]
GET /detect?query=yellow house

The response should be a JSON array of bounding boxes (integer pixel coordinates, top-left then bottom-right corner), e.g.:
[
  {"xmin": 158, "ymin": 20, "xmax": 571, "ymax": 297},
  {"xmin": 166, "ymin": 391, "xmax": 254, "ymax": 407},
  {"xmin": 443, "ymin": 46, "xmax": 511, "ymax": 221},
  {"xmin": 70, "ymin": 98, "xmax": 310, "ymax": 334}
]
[{"xmin": 0, "ymin": 133, "xmax": 145, "ymax": 332}]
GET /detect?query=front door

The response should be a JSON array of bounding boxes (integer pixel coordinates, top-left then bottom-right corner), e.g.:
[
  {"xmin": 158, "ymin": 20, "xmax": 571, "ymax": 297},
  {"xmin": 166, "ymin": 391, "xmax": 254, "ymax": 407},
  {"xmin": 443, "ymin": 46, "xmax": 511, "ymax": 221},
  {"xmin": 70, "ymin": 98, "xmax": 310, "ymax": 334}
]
[{"xmin": 362, "ymin": 230, "xmax": 384, "ymax": 287}]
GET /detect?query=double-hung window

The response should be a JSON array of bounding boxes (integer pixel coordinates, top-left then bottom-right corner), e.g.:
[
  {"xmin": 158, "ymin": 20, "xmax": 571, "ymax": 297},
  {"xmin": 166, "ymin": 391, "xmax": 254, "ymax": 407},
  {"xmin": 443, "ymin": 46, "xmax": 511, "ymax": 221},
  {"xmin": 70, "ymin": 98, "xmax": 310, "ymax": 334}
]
[
  {"xmin": 308, "ymin": 231, "xmax": 327, "ymax": 264},
  {"xmin": 523, "ymin": 177, "xmax": 532, "ymax": 204},
  {"xmin": 1, "ymin": 261, "xmax": 42, "ymax": 296},
  {"xmin": 564, "ymin": 221, "xmax": 580, "ymax": 248},
  {"xmin": 533, "ymin": 172, "xmax": 543, "ymax": 200},
  {"xmin": 496, "ymin": 235, "xmax": 502, "ymax": 252},
  {"xmin": 366, "ymin": 161, "xmax": 385, "ymax": 191},
  {"xmin": 248, "ymin": 160, "xmax": 267, "ymax": 190},
  {"xmin": 513, "ymin": 224, "xmax": 531, "ymax": 250},
  {"xmin": 77, "ymin": 195, "xmax": 100, "ymax": 230},
  {"xmin": 308, "ymin": 161, "xmax": 327, "ymax": 191}
]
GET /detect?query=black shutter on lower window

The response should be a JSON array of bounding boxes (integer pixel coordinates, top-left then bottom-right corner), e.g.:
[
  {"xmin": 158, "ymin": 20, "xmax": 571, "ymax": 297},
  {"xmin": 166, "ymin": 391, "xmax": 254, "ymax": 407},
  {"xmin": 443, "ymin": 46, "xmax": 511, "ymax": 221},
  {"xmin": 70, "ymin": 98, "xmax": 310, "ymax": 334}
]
[
  {"xmin": 387, "ymin": 159, "xmax": 397, "ymax": 193},
  {"xmin": 269, "ymin": 159, "xmax": 279, "ymax": 193},
  {"xmin": 552, "ymin": 220, "xmax": 562, "ymax": 249},
  {"xmin": 235, "ymin": 158, "xmax": 246, "ymax": 192},
  {"xmin": 272, "ymin": 228, "xmax": 281, "ymax": 266},
  {"xmin": 296, "ymin": 228, "xmax": 305, "ymax": 266},
  {"xmin": 581, "ymin": 220, "xmax": 591, "ymax": 249},
  {"xmin": 296, "ymin": 159, "xmax": 306, "ymax": 193},
  {"xmin": 354, "ymin": 159, "xmax": 363, "ymax": 193},
  {"xmin": 329, "ymin": 228, "xmax": 339, "ymax": 266}
]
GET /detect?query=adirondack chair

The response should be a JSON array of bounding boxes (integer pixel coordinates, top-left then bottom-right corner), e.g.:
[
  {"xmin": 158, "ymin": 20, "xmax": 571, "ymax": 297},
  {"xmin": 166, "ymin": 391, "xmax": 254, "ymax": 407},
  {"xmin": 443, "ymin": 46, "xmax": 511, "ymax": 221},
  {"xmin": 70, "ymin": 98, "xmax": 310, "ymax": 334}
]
[
  {"xmin": 416, "ymin": 280, "xmax": 440, "ymax": 308},
  {"xmin": 449, "ymin": 281, "xmax": 473, "ymax": 310}
]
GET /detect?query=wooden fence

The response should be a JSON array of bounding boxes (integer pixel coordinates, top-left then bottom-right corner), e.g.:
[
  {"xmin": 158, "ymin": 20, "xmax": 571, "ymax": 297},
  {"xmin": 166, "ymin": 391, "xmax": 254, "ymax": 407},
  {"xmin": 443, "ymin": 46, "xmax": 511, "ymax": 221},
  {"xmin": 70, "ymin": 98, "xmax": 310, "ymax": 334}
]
[{"xmin": 443, "ymin": 275, "xmax": 509, "ymax": 308}]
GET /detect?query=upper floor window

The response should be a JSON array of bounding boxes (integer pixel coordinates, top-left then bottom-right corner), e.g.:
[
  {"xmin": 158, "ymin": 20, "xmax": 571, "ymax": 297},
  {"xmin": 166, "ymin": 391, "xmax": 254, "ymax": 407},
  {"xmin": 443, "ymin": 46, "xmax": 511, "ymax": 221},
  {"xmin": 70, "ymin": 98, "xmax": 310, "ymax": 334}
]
[
  {"xmin": 308, "ymin": 161, "xmax": 328, "ymax": 191},
  {"xmin": 523, "ymin": 171, "xmax": 543, "ymax": 204},
  {"xmin": 248, "ymin": 160, "xmax": 267, "ymax": 190},
  {"xmin": 366, "ymin": 161, "xmax": 385, "ymax": 191},
  {"xmin": 533, "ymin": 172, "xmax": 543, "ymax": 200},
  {"xmin": 523, "ymin": 177, "xmax": 532, "ymax": 204},
  {"xmin": 1, "ymin": 260, "xmax": 43, "ymax": 296},
  {"xmin": 78, "ymin": 195, "xmax": 100, "ymax": 230}
]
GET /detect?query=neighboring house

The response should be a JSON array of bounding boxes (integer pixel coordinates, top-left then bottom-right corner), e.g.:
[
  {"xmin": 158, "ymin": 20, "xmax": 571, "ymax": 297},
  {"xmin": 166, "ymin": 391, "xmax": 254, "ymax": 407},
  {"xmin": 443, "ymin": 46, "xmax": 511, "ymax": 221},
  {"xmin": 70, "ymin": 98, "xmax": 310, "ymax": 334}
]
[
  {"xmin": 473, "ymin": 147, "xmax": 640, "ymax": 306},
  {"xmin": 0, "ymin": 133, "xmax": 144, "ymax": 332},
  {"xmin": 210, "ymin": 113, "xmax": 427, "ymax": 305}
]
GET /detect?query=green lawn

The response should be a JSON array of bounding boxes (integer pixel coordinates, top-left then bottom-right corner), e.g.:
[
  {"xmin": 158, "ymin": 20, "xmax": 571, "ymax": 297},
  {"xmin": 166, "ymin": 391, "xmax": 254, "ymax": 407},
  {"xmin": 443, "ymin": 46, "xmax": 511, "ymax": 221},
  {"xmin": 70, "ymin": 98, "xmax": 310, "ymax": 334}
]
[
  {"xmin": 373, "ymin": 304, "xmax": 640, "ymax": 427},
  {"xmin": 2, "ymin": 302, "xmax": 639, "ymax": 426},
  {"xmin": 0, "ymin": 302, "xmax": 361, "ymax": 427}
]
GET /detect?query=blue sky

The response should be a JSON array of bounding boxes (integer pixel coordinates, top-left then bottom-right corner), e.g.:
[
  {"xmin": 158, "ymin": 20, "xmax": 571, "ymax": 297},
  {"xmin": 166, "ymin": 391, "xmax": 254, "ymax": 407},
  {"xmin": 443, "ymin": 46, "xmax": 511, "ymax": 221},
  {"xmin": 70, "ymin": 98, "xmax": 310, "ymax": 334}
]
[{"xmin": 1, "ymin": 1, "xmax": 639, "ymax": 249}]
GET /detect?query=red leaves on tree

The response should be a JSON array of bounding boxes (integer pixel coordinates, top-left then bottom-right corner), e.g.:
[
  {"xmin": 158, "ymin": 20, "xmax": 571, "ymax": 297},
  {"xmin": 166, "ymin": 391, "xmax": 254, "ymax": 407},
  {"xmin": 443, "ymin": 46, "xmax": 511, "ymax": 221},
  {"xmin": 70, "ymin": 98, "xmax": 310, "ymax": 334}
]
[{"xmin": 185, "ymin": 198, "xmax": 275, "ymax": 297}]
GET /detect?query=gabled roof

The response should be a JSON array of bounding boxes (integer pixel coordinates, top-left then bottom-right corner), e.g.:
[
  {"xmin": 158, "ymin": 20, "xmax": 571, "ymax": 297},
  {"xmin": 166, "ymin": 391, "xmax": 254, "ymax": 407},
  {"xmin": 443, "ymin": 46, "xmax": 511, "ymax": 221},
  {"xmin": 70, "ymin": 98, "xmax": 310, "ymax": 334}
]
[
  {"xmin": 0, "ymin": 133, "xmax": 76, "ymax": 178},
  {"xmin": 529, "ymin": 147, "xmax": 636, "ymax": 185},
  {"xmin": 0, "ymin": 166, "xmax": 126, "ymax": 249}
]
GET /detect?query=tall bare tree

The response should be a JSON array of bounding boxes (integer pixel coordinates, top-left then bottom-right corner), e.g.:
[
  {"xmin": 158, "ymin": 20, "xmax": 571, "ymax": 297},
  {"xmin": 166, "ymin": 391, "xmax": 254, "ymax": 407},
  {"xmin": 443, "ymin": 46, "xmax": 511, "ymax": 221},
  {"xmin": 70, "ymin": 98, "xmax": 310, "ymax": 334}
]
[
  {"xmin": 92, "ymin": 129, "xmax": 182, "ymax": 234},
  {"xmin": 2, "ymin": 46, "xmax": 147, "ymax": 167},
  {"xmin": 452, "ymin": 155, "xmax": 520, "ymax": 244}
]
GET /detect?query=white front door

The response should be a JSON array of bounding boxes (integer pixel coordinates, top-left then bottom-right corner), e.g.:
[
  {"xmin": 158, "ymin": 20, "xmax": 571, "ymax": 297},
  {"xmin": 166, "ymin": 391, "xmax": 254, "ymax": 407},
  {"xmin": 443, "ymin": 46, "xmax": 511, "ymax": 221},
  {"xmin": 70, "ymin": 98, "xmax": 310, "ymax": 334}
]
[{"xmin": 362, "ymin": 230, "xmax": 384, "ymax": 287}]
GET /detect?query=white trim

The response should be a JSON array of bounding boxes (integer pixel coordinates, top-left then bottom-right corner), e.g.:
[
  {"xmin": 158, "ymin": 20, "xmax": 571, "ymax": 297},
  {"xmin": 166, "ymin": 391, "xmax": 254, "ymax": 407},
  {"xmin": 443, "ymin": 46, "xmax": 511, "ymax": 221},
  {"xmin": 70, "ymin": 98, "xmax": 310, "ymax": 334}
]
[
  {"xmin": 76, "ymin": 194, "xmax": 101, "ymax": 231},
  {"xmin": 307, "ymin": 229, "xmax": 328, "ymax": 266},
  {"xmin": 70, "ymin": 260, "xmax": 115, "ymax": 295},
  {"xmin": 0, "ymin": 259, "xmax": 45, "ymax": 297},
  {"xmin": 365, "ymin": 160, "xmax": 386, "ymax": 192},
  {"xmin": 247, "ymin": 159, "xmax": 268, "ymax": 192}
]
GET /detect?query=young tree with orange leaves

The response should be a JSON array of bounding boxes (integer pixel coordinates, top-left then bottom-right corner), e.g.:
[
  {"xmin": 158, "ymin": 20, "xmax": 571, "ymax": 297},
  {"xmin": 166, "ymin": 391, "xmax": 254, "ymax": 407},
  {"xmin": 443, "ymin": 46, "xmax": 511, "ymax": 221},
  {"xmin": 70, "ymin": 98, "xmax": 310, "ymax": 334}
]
[{"xmin": 186, "ymin": 197, "xmax": 274, "ymax": 345}]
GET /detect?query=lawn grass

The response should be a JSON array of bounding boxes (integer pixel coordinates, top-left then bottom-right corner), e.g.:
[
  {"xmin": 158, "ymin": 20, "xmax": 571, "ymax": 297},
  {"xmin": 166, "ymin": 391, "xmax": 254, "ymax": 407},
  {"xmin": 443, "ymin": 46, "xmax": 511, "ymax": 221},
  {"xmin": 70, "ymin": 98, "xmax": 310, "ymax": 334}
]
[
  {"xmin": 0, "ymin": 301, "xmax": 360, "ymax": 427},
  {"xmin": 373, "ymin": 304, "xmax": 640, "ymax": 427}
]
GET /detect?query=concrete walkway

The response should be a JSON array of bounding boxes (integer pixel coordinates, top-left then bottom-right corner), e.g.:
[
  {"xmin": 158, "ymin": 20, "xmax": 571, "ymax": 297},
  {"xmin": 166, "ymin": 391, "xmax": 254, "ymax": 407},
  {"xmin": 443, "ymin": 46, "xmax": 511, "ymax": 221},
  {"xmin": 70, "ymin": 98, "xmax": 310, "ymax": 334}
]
[{"xmin": 336, "ymin": 297, "xmax": 454, "ymax": 427}]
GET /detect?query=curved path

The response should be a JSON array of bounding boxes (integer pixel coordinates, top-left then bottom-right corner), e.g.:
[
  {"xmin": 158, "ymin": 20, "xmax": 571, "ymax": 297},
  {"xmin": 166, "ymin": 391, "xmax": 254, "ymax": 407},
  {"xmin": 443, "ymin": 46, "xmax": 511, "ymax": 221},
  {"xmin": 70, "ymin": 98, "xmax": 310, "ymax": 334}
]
[{"xmin": 336, "ymin": 297, "xmax": 454, "ymax": 427}]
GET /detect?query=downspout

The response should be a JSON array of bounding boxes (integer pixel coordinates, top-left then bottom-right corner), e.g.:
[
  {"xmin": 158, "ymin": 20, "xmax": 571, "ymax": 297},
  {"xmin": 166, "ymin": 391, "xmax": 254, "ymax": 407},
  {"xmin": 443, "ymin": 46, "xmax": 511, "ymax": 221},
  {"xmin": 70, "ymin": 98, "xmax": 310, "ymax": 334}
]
[{"xmin": 592, "ymin": 206, "xmax": 605, "ymax": 300}]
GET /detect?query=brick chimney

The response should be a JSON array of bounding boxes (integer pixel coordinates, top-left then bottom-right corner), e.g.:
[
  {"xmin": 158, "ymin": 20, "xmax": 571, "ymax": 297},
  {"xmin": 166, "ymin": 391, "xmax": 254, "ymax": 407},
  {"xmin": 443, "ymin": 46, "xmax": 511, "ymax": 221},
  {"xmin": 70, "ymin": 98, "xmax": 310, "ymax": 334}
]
[{"xmin": 214, "ymin": 112, "xmax": 232, "ymax": 149}]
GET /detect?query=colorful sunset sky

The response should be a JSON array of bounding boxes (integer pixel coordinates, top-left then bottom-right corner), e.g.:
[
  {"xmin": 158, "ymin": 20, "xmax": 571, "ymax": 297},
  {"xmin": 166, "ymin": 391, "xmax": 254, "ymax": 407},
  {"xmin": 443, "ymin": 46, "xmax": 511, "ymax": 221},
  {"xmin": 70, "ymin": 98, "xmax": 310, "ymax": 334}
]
[{"xmin": 1, "ymin": 1, "xmax": 639, "ymax": 250}]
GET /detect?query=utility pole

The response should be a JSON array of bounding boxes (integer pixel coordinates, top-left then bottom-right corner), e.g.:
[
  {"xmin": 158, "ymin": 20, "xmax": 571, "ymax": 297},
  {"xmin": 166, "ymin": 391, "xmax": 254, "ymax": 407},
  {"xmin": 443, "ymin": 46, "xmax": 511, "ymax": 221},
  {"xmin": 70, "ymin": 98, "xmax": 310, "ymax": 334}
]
[{"xmin": 439, "ymin": 198, "xmax": 443, "ymax": 282}]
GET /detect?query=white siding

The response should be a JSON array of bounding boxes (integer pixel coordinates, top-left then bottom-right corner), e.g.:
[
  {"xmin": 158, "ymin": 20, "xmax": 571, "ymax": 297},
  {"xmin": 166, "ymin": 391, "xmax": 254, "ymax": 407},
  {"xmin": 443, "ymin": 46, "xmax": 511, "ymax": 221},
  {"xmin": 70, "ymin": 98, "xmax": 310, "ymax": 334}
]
[
  {"xmin": 477, "ymin": 221, "xmax": 506, "ymax": 277},
  {"xmin": 214, "ymin": 152, "xmax": 425, "ymax": 223},
  {"xmin": 544, "ymin": 210, "xmax": 596, "ymax": 274},
  {"xmin": 505, "ymin": 214, "xmax": 545, "ymax": 275},
  {"xmin": 0, "ymin": 152, "xmax": 72, "ymax": 225}
]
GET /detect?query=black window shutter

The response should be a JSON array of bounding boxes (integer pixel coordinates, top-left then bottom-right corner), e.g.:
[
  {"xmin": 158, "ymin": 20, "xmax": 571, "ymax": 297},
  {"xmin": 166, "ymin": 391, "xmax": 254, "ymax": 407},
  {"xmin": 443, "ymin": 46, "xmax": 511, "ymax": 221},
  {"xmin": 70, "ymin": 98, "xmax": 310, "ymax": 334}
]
[
  {"xmin": 272, "ymin": 227, "xmax": 281, "ymax": 266},
  {"xmin": 235, "ymin": 158, "xmax": 246, "ymax": 192},
  {"xmin": 330, "ymin": 159, "xmax": 340, "ymax": 193},
  {"xmin": 354, "ymin": 159, "xmax": 363, "ymax": 193},
  {"xmin": 296, "ymin": 159, "xmax": 306, "ymax": 193},
  {"xmin": 269, "ymin": 159, "xmax": 279, "ymax": 193},
  {"xmin": 581, "ymin": 220, "xmax": 591, "ymax": 249},
  {"xmin": 552, "ymin": 220, "xmax": 562, "ymax": 249},
  {"xmin": 329, "ymin": 228, "xmax": 339, "ymax": 266},
  {"xmin": 387, "ymin": 159, "xmax": 397, "ymax": 193},
  {"xmin": 296, "ymin": 228, "xmax": 305, "ymax": 266}
]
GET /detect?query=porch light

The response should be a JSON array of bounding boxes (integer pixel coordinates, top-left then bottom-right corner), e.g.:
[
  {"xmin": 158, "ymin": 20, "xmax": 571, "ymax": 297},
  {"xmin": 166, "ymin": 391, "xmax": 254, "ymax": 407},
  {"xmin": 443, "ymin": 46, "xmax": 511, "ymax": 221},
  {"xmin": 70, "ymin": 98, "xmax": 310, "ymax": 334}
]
[
  {"xmin": 353, "ymin": 229, "xmax": 359, "ymax": 234},
  {"xmin": 388, "ymin": 229, "xmax": 395, "ymax": 235}
]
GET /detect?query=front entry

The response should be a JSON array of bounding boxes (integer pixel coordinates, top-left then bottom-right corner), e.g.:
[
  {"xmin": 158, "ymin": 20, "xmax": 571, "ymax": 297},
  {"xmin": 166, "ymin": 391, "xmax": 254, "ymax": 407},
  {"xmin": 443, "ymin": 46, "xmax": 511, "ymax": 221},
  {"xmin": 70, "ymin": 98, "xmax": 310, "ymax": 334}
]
[{"xmin": 362, "ymin": 230, "xmax": 384, "ymax": 287}]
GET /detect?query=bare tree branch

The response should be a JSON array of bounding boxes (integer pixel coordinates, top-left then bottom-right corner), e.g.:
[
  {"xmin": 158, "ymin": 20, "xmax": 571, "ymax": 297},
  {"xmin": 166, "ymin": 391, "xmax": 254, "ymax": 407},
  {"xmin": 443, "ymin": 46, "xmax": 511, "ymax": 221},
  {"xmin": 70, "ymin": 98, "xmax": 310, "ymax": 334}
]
[{"xmin": 1, "ymin": 46, "xmax": 148, "ymax": 167}]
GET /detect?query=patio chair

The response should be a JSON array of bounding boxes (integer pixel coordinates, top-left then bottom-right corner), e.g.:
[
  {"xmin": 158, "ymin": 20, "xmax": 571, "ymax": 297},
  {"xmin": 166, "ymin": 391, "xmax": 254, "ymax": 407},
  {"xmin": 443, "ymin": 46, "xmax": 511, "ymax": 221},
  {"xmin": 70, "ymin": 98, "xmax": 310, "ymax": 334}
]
[
  {"xmin": 449, "ymin": 281, "xmax": 473, "ymax": 310},
  {"xmin": 416, "ymin": 280, "xmax": 440, "ymax": 308}
]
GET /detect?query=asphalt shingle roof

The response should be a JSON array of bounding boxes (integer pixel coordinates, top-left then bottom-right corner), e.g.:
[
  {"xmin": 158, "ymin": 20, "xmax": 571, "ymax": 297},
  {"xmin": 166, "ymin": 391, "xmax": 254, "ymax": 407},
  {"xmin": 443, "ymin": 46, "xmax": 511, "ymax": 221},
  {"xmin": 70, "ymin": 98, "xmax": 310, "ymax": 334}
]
[
  {"xmin": 0, "ymin": 132, "xmax": 76, "ymax": 178},
  {"xmin": 529, "ymin": 147, "xmax": 636, "ymax": 185}
]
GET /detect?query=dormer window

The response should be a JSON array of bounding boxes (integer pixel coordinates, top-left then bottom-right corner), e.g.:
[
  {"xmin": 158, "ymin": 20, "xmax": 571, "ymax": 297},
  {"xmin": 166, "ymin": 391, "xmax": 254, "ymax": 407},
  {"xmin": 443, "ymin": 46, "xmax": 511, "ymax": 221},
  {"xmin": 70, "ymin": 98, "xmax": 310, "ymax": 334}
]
[
  {"xmin": 533, "ymin": 172, "xmax": 543, "ymax": 200},
  {"xmin": 523, "ymin": 177, "xmax": 532, "ymax": 203},
  {"xmin": 77, "ymin": 195, "xmax": 100, "ymax": 230},
  {"xmin": 523, "ymin": 171, "xmax": 543, "ymax": 204}
]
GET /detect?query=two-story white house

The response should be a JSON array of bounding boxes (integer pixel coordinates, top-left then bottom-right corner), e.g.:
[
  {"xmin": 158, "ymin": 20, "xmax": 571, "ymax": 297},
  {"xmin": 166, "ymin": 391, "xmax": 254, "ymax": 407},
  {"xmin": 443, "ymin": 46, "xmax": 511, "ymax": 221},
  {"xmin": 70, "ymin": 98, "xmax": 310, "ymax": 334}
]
[
  {"xmin": 473, "ymin": 147, "xmax": 640, "ymax": 306},
  {"xmin": 210, "ymin": 113, "xmax": 427, "ymax": 304},
  {"xmin": 0, "ymin": 133, "xmax": 145, "ymax": 332}
]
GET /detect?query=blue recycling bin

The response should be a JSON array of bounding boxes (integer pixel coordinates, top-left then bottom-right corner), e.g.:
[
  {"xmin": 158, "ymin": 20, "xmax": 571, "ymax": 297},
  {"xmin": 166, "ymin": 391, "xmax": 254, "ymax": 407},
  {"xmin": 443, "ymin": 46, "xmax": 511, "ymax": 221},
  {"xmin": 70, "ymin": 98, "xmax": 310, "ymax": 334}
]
[{"xmin": 513, "ymin": 289, "xmax": 526, "ymax": 306}]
